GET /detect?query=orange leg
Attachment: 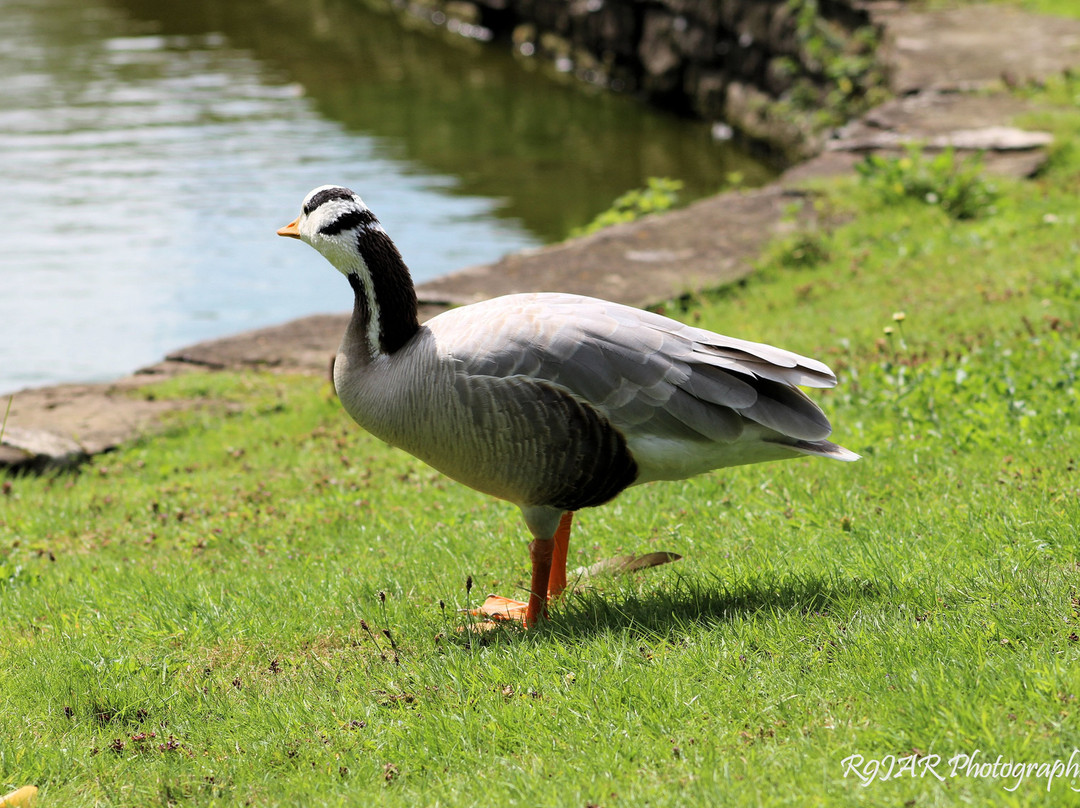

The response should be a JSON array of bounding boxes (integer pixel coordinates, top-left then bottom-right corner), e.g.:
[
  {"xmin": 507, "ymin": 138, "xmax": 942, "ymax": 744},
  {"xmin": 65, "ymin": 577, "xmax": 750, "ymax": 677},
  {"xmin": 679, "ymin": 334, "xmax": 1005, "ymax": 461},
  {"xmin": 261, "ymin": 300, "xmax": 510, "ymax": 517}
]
[
  {"xmin": 524, "ymin": 539, "xmax": 554, "ymax": 627},
  {"xmin": 547, "ymin": 511, "xmax": 573, "ymax": 600},
  {"xmin": 475, "ymin": 538, "xmax": 554, "ymax": 628},
  {"xmin": 473, "ymin": 508, "xmax": 678, "ymax": 630},
  {"xmin": 475, "ymin": 510, "xmax": 573, "ymax": 628}
]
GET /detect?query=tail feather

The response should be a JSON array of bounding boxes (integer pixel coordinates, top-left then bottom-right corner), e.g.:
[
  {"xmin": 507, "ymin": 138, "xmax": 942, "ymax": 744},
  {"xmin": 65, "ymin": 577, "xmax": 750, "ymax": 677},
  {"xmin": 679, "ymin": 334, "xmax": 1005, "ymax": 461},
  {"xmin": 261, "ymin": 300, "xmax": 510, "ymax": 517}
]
[{"xmin": 772, "ymin": 438, "xmax": 861, "ymax": 462}]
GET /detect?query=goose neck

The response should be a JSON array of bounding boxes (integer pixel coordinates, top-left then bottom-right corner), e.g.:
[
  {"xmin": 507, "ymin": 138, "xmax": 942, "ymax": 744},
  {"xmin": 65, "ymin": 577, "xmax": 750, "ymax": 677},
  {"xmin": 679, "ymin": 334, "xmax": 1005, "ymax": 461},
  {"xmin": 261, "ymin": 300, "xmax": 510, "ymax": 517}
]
[{"xmin": 342, "ymin": 234, "xmax": 420, "ymax": 361}]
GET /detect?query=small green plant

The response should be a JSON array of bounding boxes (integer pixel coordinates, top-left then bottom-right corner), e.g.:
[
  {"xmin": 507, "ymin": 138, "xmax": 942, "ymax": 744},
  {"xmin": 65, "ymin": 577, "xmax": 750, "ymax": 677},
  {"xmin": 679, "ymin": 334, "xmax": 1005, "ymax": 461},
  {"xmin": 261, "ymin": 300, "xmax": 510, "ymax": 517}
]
[
  {"xmin": 855, "ymin": 144, "xmax": 999, "ymax": 220},
  {"xmin": 571, "ymin": 177, "xmax": 683, "ymax": 237},
  {"xmin": 782, "ymin": 0, "xmax": 889, "ymax": 127},
  {"xmin": 775, "ymin": 231, "xmax": 833, "ymax": 269}
]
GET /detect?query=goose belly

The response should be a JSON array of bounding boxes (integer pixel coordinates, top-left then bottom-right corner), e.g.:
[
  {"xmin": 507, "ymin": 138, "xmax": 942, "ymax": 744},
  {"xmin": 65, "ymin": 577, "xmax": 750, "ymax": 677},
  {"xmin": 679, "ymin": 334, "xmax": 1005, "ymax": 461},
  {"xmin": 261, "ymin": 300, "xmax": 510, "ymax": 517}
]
[{"xmin": 334, "ymin": 353, "xmax": 637, "ymax": 510}]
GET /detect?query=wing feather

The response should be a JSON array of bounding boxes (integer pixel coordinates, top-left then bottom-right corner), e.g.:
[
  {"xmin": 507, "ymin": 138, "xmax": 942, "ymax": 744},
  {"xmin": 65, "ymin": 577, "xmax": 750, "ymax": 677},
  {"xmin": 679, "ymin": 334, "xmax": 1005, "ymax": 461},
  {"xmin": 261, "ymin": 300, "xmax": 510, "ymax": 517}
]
[{"xmin": 429, "ymin": 292, "xmax": 840, "ymax": 448}]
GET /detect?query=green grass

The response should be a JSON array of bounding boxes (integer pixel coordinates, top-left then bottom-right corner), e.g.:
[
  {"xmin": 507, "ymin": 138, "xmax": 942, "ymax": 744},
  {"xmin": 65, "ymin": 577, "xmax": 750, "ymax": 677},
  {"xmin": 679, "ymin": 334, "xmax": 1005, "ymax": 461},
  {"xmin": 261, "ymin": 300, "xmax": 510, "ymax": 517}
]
[
  {"xmin": 1019, "ymin": 0, "xmax": 1080, "ymax": 15},
  {"xmin": 943, "ymin": 0, "xmax": 1080, "ymax": 19},
  {"xmin": 3, "ymin": 80, "xmax": 1080, "ymax": 806}
]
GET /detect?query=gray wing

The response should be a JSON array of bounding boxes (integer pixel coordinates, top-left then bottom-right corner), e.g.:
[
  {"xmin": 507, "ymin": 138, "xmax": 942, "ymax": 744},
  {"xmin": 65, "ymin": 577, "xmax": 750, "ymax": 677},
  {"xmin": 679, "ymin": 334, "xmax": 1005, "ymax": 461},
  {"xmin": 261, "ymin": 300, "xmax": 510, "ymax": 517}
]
[{"xmin": 427, "ymin": 292, "xmax": 838, "ymax": 444}]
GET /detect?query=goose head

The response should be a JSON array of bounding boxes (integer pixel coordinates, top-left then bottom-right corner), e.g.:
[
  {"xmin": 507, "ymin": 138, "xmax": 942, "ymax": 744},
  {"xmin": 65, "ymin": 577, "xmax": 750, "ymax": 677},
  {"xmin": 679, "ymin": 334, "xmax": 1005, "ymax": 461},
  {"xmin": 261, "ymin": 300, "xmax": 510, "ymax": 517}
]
[
  {"xmin": 278, "ymin": 185, "xmax": 420, "ymax": 358},
  {"xmin": 276, "ymin": 185, "xmax": 383, "ymax": 277}
]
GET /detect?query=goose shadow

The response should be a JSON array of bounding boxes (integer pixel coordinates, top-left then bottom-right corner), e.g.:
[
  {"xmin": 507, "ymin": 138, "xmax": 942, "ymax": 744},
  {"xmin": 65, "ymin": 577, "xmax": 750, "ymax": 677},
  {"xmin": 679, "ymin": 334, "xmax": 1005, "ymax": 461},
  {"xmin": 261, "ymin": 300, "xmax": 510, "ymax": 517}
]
[{"xmin": 467, "ymin": 567, "xmax": 888, "ymax": 642}]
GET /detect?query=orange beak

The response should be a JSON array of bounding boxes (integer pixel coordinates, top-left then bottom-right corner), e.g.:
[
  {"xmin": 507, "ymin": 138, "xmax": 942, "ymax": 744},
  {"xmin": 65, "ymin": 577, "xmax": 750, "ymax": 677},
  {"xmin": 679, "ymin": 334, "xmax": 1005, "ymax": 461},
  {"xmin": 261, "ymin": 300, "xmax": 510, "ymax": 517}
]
[{"xmin": 277, "ymin": 217, "xmax": 301, "ymax": 239}]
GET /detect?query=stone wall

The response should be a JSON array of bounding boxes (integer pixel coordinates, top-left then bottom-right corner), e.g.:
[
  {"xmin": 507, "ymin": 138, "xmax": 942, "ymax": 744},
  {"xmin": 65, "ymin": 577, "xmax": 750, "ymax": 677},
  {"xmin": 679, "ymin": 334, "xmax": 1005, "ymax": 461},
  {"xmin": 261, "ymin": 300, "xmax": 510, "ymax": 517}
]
[{"xmin": 405, "ymin": 0, "xmax": 888, "ymax": 159}]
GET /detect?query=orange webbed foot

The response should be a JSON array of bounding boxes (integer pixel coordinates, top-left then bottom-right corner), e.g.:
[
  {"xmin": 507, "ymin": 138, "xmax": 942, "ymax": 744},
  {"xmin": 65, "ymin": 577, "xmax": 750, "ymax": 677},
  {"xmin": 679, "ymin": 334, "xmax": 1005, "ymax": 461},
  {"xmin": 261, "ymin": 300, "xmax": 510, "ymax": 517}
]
[
  {"xmin": 459, "ymin": 595, "xmax": 535, "ymax": 632},
  {"xmin": 475, "ymin": 594, "xmax": 530, "ymax": 623},
  {"xmin": 461, "ymin": 511, "xmax": 575, "ymax": 631}
]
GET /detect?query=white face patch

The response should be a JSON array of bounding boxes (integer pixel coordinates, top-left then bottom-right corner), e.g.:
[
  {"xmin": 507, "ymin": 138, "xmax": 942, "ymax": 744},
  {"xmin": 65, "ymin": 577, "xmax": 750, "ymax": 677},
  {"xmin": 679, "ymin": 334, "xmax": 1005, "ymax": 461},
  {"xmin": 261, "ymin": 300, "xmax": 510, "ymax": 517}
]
[
  {"xmin": 304, "ymin": 198, "xmax": 367, "ymax": 270},
  {"xmin": 295, "ymin": 188, "xmax": 386, "ymax": 359}
]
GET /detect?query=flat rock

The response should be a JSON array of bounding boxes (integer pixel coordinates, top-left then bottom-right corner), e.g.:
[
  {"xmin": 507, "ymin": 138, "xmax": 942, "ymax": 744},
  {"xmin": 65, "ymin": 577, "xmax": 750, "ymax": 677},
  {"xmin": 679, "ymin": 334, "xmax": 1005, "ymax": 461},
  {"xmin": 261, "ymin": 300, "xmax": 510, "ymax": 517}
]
[
  {"xmin": 2, "ymin": 378, "xmax": 197, "ymax": 460},
  {"xmin": 820, "ymin": 91, "xmax": 1055, "ymax": 179},
  {"xmin": 416, "ymin": 186, "xmax": 802, "ymax": 307},
  {"xmin": 831, "ymin": 124, "xmax": 1053, "ymax": 153},
  {"xmin": 0, "ymin": 426, "xmax": 88, "ymax": 473},
  {"xmin": 878, "ymin": 4, "xmax": 1080, "ymax": 93}
]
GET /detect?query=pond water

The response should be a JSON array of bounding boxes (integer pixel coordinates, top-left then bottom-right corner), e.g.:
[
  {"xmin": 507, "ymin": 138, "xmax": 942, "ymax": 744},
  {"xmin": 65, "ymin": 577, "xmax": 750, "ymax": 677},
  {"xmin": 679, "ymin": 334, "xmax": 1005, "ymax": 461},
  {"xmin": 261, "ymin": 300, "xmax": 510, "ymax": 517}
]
[{"xmin": 0, "ymin": 0, "xmax": 774, "ymax": 396}]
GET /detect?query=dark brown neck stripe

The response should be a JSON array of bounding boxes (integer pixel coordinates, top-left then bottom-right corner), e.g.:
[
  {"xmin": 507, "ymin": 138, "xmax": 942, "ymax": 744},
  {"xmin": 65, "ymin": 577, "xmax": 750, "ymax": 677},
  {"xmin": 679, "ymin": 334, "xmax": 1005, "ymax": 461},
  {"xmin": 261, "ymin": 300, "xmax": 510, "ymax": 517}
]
[{"xmin": 355, "ymin": 230, "xmax": 420, "ymax": 355}]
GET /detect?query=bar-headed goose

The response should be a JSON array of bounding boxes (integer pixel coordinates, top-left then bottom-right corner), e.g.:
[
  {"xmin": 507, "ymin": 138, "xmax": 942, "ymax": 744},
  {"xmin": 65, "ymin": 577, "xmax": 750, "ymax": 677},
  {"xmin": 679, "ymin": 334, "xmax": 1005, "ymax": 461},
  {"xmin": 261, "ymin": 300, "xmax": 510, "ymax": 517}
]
[{"xmin": 278, "ymin": 185, "xmax": 858, "ymax": 627}]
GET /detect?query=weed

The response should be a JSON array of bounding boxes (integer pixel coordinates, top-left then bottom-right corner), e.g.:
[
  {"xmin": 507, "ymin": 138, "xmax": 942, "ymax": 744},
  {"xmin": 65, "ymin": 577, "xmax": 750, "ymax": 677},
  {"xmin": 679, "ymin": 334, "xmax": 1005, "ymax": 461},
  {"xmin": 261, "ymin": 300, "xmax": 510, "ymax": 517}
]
[
  {"xmin": 855, "ymin": 144, "xmax": 1000, "ymax": 220},
  {"xmin": 774, "ymin": 231, "xmax": 833, "ymax": 269},
  {"xmin": 789, "ymin": 0, "xmax": 888, "ymax": 121},
  {"xmin": 571, "ymin": 177, "xmax": 683, "ymax": 237},
  {"xmin": 754, "ymin": 0, "xmax": 889, "ymax": 151}
]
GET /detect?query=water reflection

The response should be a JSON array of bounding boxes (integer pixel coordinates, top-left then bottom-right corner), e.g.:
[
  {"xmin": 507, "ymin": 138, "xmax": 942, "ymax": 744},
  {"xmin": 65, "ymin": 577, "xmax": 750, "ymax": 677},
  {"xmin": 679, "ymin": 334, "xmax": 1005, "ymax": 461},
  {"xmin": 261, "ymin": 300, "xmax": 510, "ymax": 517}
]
[
  {"xmin": 113, "ymin": 0, "xmax": 774, "ymax": 238},
  {"xmin": 0, "ymin": 0, "xmax": 773, "ymax": 394}
]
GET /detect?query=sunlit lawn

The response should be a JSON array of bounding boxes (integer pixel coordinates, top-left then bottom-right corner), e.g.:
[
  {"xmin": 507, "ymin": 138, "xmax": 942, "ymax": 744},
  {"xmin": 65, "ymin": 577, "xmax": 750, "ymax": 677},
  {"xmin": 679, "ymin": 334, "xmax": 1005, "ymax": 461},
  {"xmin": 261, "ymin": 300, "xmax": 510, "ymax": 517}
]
[{"xmin": 2, "ymin": 79, "xmax": 1079, "ymax": 806}]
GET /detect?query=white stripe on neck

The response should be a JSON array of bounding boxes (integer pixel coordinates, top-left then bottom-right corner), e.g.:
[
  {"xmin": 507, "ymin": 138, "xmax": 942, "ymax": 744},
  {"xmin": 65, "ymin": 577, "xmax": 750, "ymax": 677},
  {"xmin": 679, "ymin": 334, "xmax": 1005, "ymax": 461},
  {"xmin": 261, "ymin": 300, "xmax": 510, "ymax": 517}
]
[{"xmin": 354, "ymin": 259, "xmax": 383, "ymax": 359}]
